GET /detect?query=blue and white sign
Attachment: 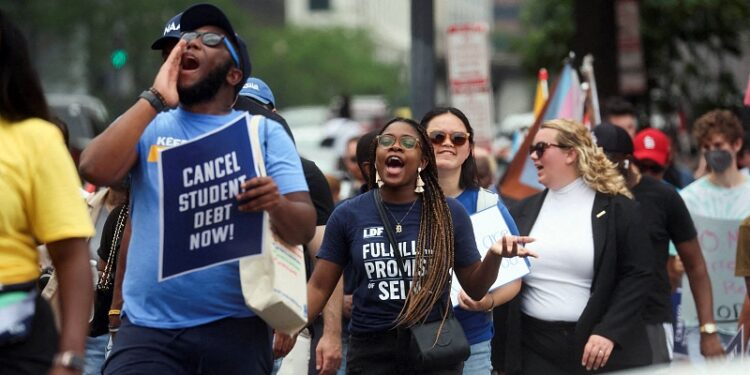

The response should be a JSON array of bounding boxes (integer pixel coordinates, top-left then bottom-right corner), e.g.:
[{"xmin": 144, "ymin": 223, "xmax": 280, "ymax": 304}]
[{"xmin": 158, "ymin": 114, "xmax": 263, "ymax": 281}]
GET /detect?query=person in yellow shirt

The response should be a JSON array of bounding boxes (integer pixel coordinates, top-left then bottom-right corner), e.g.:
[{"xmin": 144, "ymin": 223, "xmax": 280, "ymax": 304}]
[{"xmin": 0, "ymin": 11, "xmax": 95, "ymax": 375}]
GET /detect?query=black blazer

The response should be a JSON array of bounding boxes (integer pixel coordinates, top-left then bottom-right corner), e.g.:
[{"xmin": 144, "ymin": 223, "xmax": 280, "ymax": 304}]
[{"xmin": 506, "ymin": 190, "xmax": 654, "ymax": 372}]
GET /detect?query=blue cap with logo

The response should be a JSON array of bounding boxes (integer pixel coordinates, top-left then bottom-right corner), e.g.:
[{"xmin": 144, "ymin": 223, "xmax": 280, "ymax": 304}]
[
  {"xmin": 151, "ymin": 13, "xmax": 182, "ymax": 50},
  {"xmin": 240, "ymin": 77, "xmax": 276, "ymax": 108}
]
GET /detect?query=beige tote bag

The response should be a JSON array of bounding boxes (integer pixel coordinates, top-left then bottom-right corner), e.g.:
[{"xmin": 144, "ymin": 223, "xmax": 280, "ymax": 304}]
[{"xmin": 239, "ymin": 115, "xmax": 308, "ymax": 335}]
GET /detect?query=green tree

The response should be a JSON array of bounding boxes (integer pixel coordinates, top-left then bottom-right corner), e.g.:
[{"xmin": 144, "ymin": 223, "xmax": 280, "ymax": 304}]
[
  {"xmin": 3, "ymin": 0, "xmax": 406, "ymax": 116},
  {"xmin": 512, "ymin": 0, "xmax": 750, "ymax": 120},
  {"xmin": 241, "ymin": 26, "xmax": 405, "ymax": 108}
]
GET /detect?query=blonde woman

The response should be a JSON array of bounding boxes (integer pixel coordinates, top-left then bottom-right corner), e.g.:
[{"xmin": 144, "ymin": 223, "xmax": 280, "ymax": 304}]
[{"xmin": 508, "ymin": 119, "xmax": 652, "ymax": 374}]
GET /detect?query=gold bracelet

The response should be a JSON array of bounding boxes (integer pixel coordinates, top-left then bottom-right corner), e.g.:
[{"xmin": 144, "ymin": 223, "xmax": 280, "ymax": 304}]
[{"xmin": 108, "ymin": 309, "xmax": 122, "ymax": 316}]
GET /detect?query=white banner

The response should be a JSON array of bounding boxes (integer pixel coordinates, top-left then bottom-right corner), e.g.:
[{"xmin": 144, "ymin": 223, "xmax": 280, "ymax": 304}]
[
  {"xmin": 450, "ymin": 206, "xmax": 530, "ymax": 306},
  {"xmin": 680, "ymin": 216, "xmax": 744, "ymax": 332}
]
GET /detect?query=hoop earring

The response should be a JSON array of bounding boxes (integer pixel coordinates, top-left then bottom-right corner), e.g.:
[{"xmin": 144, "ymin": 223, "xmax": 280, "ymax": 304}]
[
  {"xmin": 376, "ymin": 168, "xmax": 384, "ymax": 188},
  {"xmin": 415, "ymin": 167, "xmax": 425, "ymax": 193}
]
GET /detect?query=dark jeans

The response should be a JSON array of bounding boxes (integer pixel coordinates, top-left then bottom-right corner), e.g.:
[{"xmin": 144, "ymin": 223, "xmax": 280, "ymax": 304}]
[
  {"xmin": 103, "ymin": 315, "xmax": 272, "ymax": 375},
  {"xmin": 346, "ymin": 330, "xmax": 462, "ymax": 375},
  {"xmin": 0, "ymin": 294, "xmax": 58, "ymax": 375}
]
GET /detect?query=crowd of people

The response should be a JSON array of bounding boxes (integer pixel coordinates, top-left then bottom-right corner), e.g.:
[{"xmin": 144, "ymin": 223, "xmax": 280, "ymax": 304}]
[{"xmin": 2, "ymin": 3, "xmax": 750, "ymax": 375}]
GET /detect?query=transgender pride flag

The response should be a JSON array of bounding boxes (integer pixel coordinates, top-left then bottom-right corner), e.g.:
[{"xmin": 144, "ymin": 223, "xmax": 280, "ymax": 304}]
[{"xmin": 499, "ymin": 62, "xmax": 585, "ymax": 199}]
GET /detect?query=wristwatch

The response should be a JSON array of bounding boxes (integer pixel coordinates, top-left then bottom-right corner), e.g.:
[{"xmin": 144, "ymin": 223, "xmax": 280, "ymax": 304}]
[
  {"xmin": 53, "ymin": 351, "xmax": 85, "ymax": 371},
  {"xmin": 699, "ymin": 323, "xmax": 718, "ymax": 334}
]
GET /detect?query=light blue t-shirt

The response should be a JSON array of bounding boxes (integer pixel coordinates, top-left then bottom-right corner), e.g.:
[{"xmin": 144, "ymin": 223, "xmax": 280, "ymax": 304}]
[
  {"xmin": 453, "ymin": 188, "xmax": 520, "ymax": 345},
  {"xmin": 123, "ymin": 108, "xmax": 308, "ymax": 329}
]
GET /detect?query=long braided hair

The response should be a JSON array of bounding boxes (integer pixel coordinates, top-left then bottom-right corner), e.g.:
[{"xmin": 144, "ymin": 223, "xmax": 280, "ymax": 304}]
[{"xmin": 367, "ymin": 117, "xmax": 456, "ymax": 327}]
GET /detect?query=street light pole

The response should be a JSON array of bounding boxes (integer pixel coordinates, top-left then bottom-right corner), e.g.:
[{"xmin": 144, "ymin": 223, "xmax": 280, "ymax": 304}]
[{"xmin": 410, "ymin": 0, "xmax": 435, "ymax": 120}]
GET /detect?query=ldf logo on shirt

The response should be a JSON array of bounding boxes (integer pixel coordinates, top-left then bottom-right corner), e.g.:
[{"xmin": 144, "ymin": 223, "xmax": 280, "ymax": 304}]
[{"xmin": 363, "ymin": 226, "xmax": 384, "ymax": 239}]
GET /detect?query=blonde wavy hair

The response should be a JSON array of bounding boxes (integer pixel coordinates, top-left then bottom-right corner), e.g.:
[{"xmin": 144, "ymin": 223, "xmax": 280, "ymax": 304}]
[{"xmin": 541, "ymin": 119, "xmax": 632, "ymax": 198}]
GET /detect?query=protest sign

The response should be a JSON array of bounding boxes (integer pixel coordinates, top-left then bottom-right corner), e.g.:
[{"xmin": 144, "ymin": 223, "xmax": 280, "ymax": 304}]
[
  {"xmin": 680, "ymin": 216, "xmax": 744, "ymax": 332},
  {"xmin": 158, "ymin": 113, "xmax": 263, "ymax": 281},
  {"xmin": 450, "ymin": 206, "xmax": 530, "ymax": 306}
]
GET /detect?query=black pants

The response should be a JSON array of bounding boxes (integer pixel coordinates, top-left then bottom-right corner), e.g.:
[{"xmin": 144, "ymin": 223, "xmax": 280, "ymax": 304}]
[
  {"xmin": 520, "ymin": 314, "xmax": 586, "ymax": 375},
  {"xmin": 0, "ymin": 294, "xmax": 58, "ymax": 375},
  {"xmin": 346, "ymin": 330, "xmax": 462, "ymax": 375}
]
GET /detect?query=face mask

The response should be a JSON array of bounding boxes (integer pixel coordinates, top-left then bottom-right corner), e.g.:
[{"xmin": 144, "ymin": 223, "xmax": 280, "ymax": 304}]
[{"xmin": 705, "ymin": 149, "xmax": 733, "ymax": 173}]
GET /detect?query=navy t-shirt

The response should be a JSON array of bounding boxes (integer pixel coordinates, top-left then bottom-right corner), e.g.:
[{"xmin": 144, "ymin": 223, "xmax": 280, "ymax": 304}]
[{"xmin": 317, "ymin": 190, "xmax": 481, "ymax": 334}]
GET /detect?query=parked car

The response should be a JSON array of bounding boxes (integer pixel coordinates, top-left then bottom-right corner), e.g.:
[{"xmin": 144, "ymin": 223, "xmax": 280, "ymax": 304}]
[
  {"xmin": 47, "ymin": 93, "xmax": 109, "ymax": 165},
  {"xmin": 279, "ymin": 105, "xmax": 339, "ymax": 174}
]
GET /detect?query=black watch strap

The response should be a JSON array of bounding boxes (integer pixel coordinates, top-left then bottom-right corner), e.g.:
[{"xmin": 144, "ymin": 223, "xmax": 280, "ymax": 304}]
[{"xmin": 139, "ymin": 88, "xmax": 168, "ymax": 112}]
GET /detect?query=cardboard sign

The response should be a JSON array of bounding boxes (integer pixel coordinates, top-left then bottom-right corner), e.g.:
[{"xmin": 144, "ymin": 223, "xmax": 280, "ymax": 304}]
[
  {"xmin": 158, "ymin": 114, "xmax": 264, "ymax": 281},
  {"xmin": 451, "ymin": 206, "xmax": 530, "ymax": 306}
]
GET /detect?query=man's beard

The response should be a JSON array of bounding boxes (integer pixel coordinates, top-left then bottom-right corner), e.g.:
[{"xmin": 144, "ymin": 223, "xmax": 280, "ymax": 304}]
[{"xmin": 178, "ymin": 60, "xmax": 233, "ymax": 106}]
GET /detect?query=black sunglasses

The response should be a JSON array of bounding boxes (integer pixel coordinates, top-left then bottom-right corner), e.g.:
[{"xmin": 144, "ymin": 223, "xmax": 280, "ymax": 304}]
[
  {"xmin": 529, "ymin": 142, "xmax": 567, "ymax": 158},
  {"xmin": 428, "ymin": 130, "xmax": 469, "ymax": 146},
  {"xmin": 180, "ymin": 31, "xmax": 240, "ymax": 67},
  {"xmin": 635, "ymin": 161, "xmax": 664, "ymax": 174},
  {"xmin": 377, "ymin": 134, "xmax": 419, "ymax": 150}
]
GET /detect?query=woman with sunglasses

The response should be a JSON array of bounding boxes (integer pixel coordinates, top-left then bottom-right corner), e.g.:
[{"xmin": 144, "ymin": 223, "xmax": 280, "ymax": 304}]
[
  {"xmin": 421, "ymin": 107, "xmax": 522, "ymax": 375},
  {"xmin": 307, "ymin": 118, "xmax": 535, "ymax": 374},
  {"xmin": 507, "ymin": 119, "xmax": 653, "ymax": 374}
]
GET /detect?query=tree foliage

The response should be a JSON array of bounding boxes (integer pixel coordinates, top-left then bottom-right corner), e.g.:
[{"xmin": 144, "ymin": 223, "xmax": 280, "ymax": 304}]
[
  {"xmin": 512, "ymin": 0, "xmax": 750, "ymax": 119},
  {"xmin": 3, "ymin": 0, "xmax": 405, "ymax": 116},
  {"xmin": 239, "ymin": 25, "xmax": 405, "ymax": 109}
]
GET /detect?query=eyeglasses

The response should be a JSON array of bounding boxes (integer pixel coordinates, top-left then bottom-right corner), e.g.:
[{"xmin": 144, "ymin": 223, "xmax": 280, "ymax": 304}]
[
  {"xmin": 428, "ymin": 131, "xmax": 469, "ymax": 146},
  {"xmin": 377, "ymin": 134, "xmax": 419, "ymax": 150},
  {"xmin": 180, "ymin": 31, "xmax": 240, "ymax": 67},
  {"xmin": 529, "ymin": 142, "xmax": 567, "ymax": 158}
]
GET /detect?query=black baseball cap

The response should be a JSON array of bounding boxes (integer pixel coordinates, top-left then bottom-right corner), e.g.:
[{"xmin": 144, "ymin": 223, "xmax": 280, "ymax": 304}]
[
  {"xmin": 151, "ymin": 13, "xmax": 182, "ymax": 50},
  {"xmin": 593, "ymin": 122, "xmax": 634, "ymax": 155},
  {"xmin": 179, "ymin": 3, "xmax": 252, "ymax": 90}
]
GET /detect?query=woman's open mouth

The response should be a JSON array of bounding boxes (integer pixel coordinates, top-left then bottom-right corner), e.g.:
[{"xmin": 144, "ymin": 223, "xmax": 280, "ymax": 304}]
[{"xmin": 385, "ymin": 155, "xmax": 405, "ymax": 175}]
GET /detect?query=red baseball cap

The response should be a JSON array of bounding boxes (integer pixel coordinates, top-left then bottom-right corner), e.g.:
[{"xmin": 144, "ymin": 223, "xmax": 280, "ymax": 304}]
[{"xmin": 633, "ymin": 128, "xmax": 670, "ymax": 167}]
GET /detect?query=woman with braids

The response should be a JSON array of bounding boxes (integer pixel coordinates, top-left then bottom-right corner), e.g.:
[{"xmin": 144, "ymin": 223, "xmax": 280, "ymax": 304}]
[
  {"xmin": 307, "ymin": 118, "xmax": 535, "ymax": 374},
  {"xmin": 507, "ymin": 119, "xmax": 653, "ymax": 374},
  {"xmin": 421, "ymin": 107, "xmax": 521, "ymax": 375}
]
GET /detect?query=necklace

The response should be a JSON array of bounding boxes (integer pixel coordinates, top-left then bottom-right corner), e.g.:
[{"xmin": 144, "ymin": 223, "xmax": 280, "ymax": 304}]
[{"xmin": 383, "ymin": 198, "xmax": 418, "ymax": 233}]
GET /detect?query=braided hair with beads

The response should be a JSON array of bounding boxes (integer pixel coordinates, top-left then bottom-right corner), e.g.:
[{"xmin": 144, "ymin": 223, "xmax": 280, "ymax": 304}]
[{"xmin": 367, "ymin": 117, "xmax": 456, "ymax": 328}]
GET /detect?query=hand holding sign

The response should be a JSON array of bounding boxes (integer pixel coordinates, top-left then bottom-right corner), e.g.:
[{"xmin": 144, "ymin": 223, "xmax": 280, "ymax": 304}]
[
  {"xmin": 237, "ymin": 176, "xmax": 282, "ymax": 212},
  {"xmin": 489, "ymin": 235, "xmax": 537, "ymax": 258},
  {"xmin": 152, "ymin": 39, "xmax": 185, "ymax": 108},
  {"xmin": 450, "ymin": 207, "xmax": 534, "ymax": 307}
]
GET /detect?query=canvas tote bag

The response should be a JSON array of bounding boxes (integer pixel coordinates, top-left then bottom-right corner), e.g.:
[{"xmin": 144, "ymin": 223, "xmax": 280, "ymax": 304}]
[{"xmin": 239, "ymin": 115, "xmax": 308, "ymax": 335}]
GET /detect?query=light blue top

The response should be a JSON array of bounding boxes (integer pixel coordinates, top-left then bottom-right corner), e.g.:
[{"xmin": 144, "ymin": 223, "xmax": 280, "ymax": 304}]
[
  {"xmin": 453, "ymin": 187, "xmax": 519, "ymax": 344},
  {"xmin": 123, "ymin": 108, "xmax": 307, "ymax": 329}
]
